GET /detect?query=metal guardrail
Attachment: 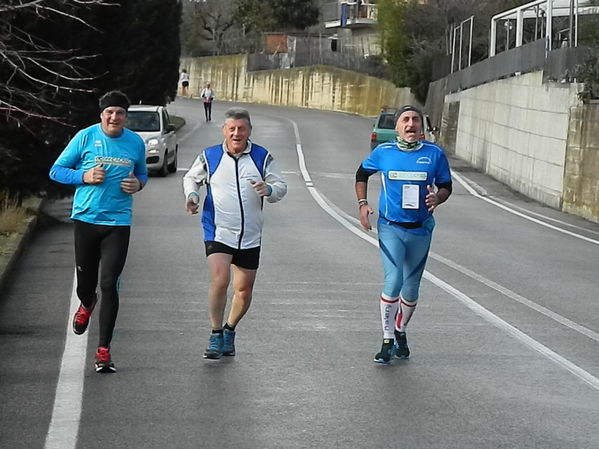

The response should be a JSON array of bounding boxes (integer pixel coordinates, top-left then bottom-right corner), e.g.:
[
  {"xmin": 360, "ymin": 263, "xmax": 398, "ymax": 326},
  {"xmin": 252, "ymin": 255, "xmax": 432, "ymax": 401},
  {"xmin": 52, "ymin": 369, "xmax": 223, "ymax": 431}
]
[
  {"xmin": 445, "ymin": 41, "xmax": 591, "ymax": 93},
  {"xmin": 446, "ymin": 40, "xmax": 545, "ymax": 93}
]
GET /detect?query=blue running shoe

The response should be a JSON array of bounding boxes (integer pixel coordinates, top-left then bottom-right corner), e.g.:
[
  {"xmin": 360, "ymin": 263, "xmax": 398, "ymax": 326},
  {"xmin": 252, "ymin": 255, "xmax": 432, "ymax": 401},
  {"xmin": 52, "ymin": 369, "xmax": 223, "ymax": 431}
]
[
  {"xmin": 373, "ymin": 339, "xmax": 394, "ymax": 364},
  {"xmin": 394, "ymin": 331, "xmax": 410, "ymax": 359},
  {"xmin": 222, "ymin": 329, "xmax": 236, "ymax": 356},
  {"xmin": 204, "ymin": 332, "xmax": 224, "ymax": 360}
]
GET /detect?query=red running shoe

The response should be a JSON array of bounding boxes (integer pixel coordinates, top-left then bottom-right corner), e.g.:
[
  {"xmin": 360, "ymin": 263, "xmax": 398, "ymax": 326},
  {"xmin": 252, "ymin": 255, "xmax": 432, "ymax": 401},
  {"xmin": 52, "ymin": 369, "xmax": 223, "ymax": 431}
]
[
  {"xmin": 95, "ymin": 346, "xmax": 116, "ymax": 373},
  {"xmin": 72, "ymin": 301, "xmax": 95, "ymax": 335}
]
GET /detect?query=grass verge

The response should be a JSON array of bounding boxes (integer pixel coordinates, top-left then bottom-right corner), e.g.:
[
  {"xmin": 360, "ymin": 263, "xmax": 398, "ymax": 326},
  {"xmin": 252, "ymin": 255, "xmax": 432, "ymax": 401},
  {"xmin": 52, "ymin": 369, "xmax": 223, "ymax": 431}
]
[{"xmin": 0, "ymin": 206, "xmax": 31, "ymax": 235}]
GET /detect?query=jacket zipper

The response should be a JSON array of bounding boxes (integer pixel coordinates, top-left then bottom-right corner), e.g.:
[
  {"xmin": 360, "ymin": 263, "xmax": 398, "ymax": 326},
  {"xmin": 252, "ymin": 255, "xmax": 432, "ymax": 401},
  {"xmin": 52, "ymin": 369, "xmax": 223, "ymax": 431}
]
[{"xmin": 234, "ymin": 156, "xmax": 245, "ymax": 249}]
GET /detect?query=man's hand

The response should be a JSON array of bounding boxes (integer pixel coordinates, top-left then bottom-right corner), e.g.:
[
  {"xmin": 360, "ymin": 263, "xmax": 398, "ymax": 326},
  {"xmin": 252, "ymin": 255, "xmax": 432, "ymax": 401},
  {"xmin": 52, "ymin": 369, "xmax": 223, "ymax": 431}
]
[
  {"xmin": 251, "ymin": 180, "xmax": 271, "ymax": 197},
  {"xmin": 83, "ymin": 163, "xmax": 105, "ymax": 184},
  {"xmin": 359, "ymin": 203, "xmax": 374, "ymax": 231},
  {"xmin": 425, "ymin": 185, "xmax": 438, "ymax": 212},
  {"xmin": 120, "ymin": 171, "xmax": 141, "ymax": 194},
  {"xmin": 186, "ymin": 194, "xmax": 200, "ymax": 215}
]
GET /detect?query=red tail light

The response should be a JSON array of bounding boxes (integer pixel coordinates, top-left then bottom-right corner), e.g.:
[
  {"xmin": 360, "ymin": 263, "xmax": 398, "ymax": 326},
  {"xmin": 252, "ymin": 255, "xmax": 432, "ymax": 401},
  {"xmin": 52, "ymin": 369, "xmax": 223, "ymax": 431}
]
[{"xmin": 370, "ymin": 132, "xmax": 377, "ymax": 143}]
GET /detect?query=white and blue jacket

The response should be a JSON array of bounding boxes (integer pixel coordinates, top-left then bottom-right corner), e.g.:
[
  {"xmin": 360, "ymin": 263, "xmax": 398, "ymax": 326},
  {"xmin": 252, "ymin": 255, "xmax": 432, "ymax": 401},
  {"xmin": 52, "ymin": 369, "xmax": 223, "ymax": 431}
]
[{"xmin": 183, "ymin": 141, "xmax": 287, "ymax": 249}]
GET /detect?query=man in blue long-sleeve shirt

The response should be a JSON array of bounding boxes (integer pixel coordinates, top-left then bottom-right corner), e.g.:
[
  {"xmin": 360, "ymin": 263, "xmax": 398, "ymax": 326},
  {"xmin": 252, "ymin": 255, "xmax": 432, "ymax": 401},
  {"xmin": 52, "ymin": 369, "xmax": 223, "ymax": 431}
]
[{"xmin": 49, "ymin": 90, "xmax": 147, "ymax": 373}]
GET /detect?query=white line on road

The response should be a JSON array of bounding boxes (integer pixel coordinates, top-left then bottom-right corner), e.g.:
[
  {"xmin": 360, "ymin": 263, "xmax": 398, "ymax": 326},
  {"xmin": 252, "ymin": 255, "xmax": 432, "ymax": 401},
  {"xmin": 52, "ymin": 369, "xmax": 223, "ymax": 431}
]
[
  {"xmin": 287, "ymin": 116, "xmax": 599, "ymax": 392},
  {"xmin": 452, "ymin": 171, "xmax": 599, "ymax": 245},
  {"xmin": 44, "ymin": 271, "xmax": 87, "ymax": 449},
  {"xmin": 288, "ymin": 119, "xmax": 312, "ymax": 183},
  {"xmin": 430, "ymin": 252, "xmax": 599, "ymax": 342},
  {"xmin": 424, "ymin": 271, "xmax": 599, "ymax": 391},
  {"xmin": 488, "ymin": 197, "xmax": 599, "ymax": 236}
]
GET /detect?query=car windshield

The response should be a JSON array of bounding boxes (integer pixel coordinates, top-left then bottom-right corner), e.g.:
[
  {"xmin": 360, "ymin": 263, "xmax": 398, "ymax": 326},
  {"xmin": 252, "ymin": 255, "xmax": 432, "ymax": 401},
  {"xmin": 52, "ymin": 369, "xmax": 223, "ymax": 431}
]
[
  {"xmin": 127, "ymin": 111, "xmax": 160, "ymax": 132},
  {"xmin": 377, "ymin": 114, "xmax": 396, "ymax": 130}
]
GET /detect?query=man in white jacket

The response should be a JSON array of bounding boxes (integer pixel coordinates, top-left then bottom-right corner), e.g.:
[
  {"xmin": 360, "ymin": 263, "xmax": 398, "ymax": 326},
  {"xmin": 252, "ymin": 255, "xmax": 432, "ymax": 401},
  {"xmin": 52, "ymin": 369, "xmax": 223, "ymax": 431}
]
[{"xmin": 183, "ymin": 107, "xmax": 287, "ymax": 360}]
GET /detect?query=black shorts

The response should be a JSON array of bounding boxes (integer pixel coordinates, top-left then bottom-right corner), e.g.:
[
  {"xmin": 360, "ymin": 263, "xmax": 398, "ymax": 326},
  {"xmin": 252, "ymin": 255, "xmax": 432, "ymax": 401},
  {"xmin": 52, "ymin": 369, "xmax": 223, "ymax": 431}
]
[
  {"xmin": 205, "ymin": 241, "xmax": 261, "ymax": 270},
  {"xmin": 182, "ymin": 81, "xmax": 189, "ymax": 87}
]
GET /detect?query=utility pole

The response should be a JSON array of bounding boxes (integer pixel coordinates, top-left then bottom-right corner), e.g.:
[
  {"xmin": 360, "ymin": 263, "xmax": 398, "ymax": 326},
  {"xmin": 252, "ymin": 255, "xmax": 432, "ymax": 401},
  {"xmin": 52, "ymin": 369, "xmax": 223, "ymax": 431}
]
[{"xmin": 568, "ymin": 0, "xmax": 574, "ymax": 47}]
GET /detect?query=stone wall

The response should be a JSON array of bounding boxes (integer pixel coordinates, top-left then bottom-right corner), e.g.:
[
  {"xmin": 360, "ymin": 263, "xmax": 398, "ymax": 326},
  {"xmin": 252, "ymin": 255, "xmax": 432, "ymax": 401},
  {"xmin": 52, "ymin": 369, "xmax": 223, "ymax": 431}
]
[{"xmin": 180, "ymin": 55, "xmax": 416, "ymax": 117}]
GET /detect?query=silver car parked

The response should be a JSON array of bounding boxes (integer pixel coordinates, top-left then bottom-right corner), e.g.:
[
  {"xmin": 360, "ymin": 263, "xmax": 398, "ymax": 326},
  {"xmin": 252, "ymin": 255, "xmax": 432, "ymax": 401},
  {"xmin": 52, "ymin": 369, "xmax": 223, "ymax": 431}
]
[{"xmin": 127, "ymin": 105, "xmax": 178, "ymax": 176}]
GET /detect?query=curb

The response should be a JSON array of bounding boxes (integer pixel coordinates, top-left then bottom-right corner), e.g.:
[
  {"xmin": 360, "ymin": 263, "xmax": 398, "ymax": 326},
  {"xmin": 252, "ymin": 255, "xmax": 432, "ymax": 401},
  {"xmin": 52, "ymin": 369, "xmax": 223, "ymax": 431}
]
[{"xmin": 0, "ymin": 198, "xmax": 43, "ymax": 296}]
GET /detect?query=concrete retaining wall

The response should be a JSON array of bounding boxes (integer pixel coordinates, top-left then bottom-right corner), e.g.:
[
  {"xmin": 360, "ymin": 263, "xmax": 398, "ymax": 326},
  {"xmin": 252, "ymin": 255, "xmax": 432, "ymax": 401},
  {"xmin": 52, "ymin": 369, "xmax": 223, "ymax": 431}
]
[
  {"xmin": 446, "ymin": 72, "xmax": 584, "ymax": 210},
  {"xmin": 563, "ymin": 102, "xmax": 599, "ymax": 221},
  {"xmin": 180, "ymin": 55, "xmax": 417, "ymax": 117}
]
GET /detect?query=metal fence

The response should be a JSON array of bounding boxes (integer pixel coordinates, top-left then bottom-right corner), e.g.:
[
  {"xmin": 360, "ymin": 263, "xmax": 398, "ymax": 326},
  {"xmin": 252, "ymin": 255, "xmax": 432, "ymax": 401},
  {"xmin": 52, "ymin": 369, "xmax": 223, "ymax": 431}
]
[
  {"xmin": 246, "ymin": 33, "xmax": 592, "ymax": 99},
  {"xmin": 247, "ymin": 35, "xmax": 389, "ymax": 79},
  {"xmin": 444, "ymin": 40, "xmax": 592, "ymax": 94},
  {"xmin": 445, "ymin": 40, "xmax": 546, "ymax": 93}
]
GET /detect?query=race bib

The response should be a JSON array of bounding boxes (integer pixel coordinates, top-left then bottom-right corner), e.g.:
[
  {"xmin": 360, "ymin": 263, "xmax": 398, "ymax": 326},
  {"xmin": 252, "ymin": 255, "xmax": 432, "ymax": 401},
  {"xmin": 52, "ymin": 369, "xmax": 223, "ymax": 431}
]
[{"xmin": 402, "ymin": 184, "xmax": 419, "ymax": 209}]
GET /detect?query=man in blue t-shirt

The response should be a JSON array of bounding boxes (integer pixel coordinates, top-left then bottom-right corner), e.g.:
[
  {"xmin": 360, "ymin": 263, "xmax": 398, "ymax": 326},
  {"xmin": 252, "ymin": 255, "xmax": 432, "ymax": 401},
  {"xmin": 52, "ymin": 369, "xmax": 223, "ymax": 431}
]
[
  {"xmin": 355, "ymin": 105, "xmax": 452, "ymax": 364},
  {"xmin": 49, "ymin": 90, "xmax": 148, "ymax": 373}
]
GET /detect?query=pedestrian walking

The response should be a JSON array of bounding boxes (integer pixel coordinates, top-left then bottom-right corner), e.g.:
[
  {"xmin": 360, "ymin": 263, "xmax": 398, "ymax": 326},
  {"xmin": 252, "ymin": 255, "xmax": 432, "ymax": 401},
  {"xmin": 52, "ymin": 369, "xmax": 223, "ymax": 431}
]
[
  {"xmin": 355, "ymin": 105, "xmax": 452, "ymax": 364},
  {"xmin": 183, "ymin": 107, "xmax": 287, "ymax": 360},
  {"xmin": 49, "ymin": 90, "xmax": 147, "ymax": 373},
  {"xmin": 180, "ymin": 69, "xmax": 190, "ymax": 97},
  {"xmin": 200, "ymin": 82, "xmax": 215, "ymax": 121}
]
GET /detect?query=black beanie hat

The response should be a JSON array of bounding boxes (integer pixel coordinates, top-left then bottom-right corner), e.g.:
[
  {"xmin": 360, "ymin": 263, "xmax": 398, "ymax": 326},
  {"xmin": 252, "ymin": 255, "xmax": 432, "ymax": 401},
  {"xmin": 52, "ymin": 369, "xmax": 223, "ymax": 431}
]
[
  {"xmin": 99, "ymin": 90, "xmax": 130, "ymax": 111},
  {"xmin": 395, "ymin": 105, "xmax": 423, "ymax": 123}
]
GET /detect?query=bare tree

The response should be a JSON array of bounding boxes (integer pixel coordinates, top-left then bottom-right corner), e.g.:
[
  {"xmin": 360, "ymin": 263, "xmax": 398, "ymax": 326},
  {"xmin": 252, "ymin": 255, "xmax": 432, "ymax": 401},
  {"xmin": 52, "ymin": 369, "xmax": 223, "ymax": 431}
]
[
  {"xmin": 182, "ymin": 0, "xmax": 237, "ymax": 56},
  {"xmin": 0, "ymin": 0, "xmax": 115, "ymax": 129}
]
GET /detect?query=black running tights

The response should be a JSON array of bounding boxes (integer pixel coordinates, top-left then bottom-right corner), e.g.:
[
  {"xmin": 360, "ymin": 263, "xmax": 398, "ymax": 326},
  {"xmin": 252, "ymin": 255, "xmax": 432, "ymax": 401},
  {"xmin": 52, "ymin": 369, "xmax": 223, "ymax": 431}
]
[
  {"xmin": 73, "ymin": 220, "xmax": 130, "ymax": 347},
  {"xmin": 204, "ymin": 101, "xmax": 212, "ymax": 120}
]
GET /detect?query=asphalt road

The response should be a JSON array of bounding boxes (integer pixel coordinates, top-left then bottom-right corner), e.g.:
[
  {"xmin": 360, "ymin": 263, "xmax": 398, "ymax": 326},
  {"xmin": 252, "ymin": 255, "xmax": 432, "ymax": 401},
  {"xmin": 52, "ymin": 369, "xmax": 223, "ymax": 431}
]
[{"xmin": 1, "ymin": 98, "xmax": 598, "ymax": 449}]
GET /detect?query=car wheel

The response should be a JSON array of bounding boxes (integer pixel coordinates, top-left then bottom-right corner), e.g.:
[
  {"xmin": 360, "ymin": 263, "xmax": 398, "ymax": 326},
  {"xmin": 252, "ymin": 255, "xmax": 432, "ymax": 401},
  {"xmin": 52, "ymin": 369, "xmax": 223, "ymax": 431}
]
[
  {"xmin": 159, "ymin": 151, "xmax": 168, "ymax": 177},
  {"xmin": 167, "ymin": 147, "xmax": 178, "ymax": 173}
]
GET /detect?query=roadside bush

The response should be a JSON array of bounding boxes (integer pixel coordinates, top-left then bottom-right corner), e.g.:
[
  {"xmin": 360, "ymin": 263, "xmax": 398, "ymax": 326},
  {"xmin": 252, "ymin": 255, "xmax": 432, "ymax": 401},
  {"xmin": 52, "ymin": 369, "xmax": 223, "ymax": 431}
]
[
  {"xmin": 0, "ymin": 192, "xmax": 30, "ymax": 234},
  {"xmin": 575, "ymin": 51, "xmax": 599, "ymax": 101}
]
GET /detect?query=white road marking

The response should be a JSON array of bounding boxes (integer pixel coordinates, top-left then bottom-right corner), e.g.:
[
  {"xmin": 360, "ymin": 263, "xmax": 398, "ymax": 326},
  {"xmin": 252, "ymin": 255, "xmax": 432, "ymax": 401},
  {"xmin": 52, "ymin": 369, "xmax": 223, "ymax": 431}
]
[
  {"xmin": 488, "ymin": 196, "xmax": 599, "ymax": 236},
  {"xmin": 289, "ymin": 118, "xmax": 312, "ymax": 183},
  {"xmin": 44, "ymin": 271, "xmax": 87, "ymax": 449},
  {"xmin": 452, "ymin": 171, "xmax": 599, "ymax": 245},
  {"xmin": 430, "ymin": 252, "xmax": 599, "ymax": 342},
  {"xmin": 424, "ymin": 271, "xmax": 599, "ymax": 391},
  {"xmin": 286, "ymin": 116, "xmax": 599, "ymax": 392}
]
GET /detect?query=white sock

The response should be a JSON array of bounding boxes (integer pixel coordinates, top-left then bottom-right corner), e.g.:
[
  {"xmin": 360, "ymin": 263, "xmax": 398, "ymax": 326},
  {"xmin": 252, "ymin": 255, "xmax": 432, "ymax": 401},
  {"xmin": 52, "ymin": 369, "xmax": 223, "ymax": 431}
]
[
  {"xmin": 380, "ymin": 294, "xmax": 399, "ymax": 339},
  {"xmin": 396, "ymin": 297, "xmax": 417, "ymax": 333}
]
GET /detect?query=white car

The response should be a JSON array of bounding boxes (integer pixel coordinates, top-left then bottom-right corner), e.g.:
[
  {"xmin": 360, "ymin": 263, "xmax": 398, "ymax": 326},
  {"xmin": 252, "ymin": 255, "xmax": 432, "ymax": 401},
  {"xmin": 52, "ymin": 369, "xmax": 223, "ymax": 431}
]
[{"xmin": 127, "ymin": 105, "xmax": 178, "ymax": 176}]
